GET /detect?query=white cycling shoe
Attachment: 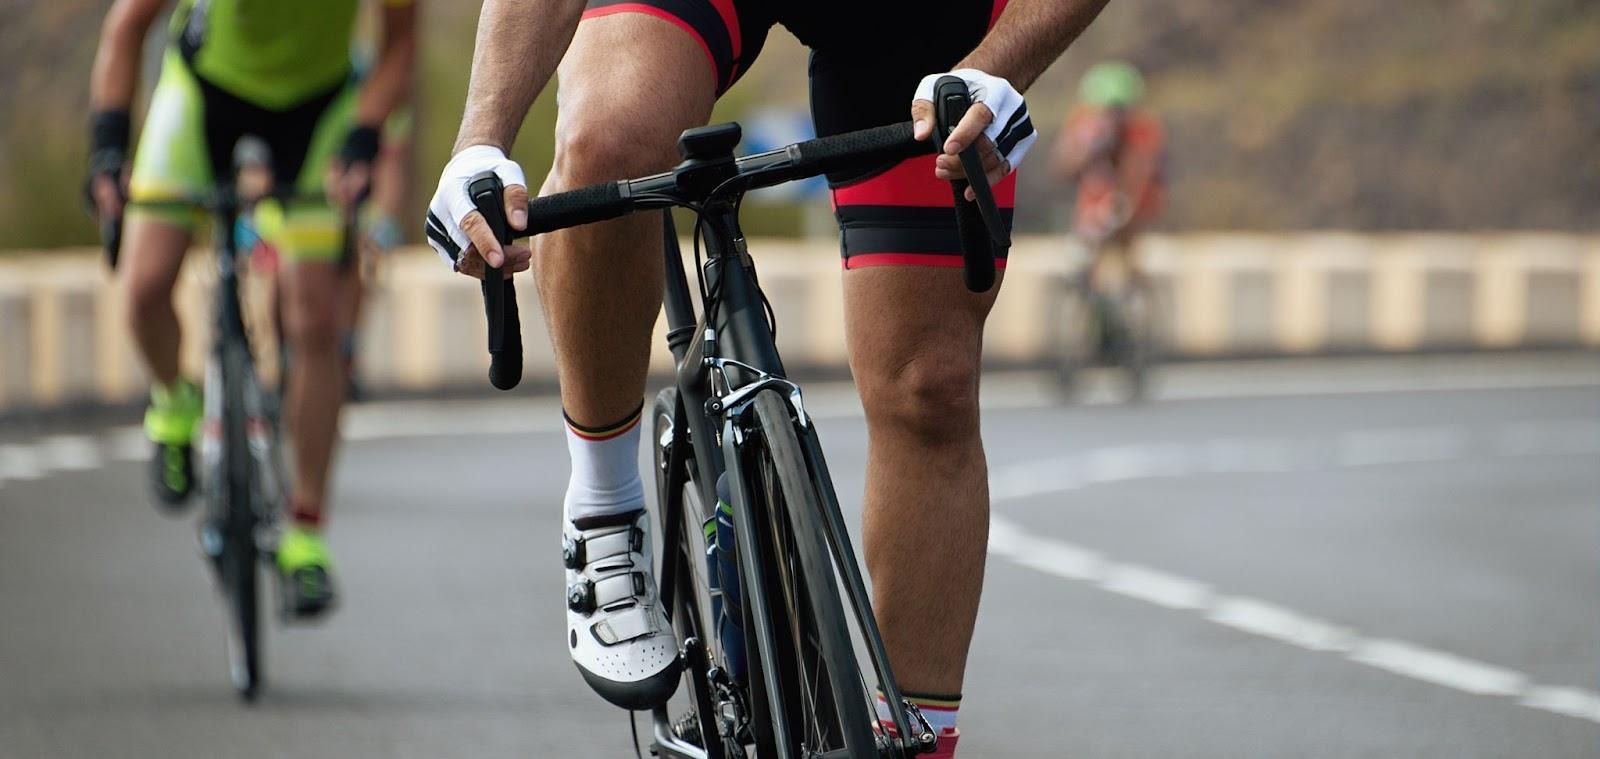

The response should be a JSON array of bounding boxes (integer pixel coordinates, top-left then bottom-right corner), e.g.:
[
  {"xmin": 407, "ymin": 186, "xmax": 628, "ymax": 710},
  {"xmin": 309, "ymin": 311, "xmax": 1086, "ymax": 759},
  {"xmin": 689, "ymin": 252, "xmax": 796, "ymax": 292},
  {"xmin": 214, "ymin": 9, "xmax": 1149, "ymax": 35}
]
[{"xmin": 563, "ymin": 508, "xmax": 681, "ymax": 709}]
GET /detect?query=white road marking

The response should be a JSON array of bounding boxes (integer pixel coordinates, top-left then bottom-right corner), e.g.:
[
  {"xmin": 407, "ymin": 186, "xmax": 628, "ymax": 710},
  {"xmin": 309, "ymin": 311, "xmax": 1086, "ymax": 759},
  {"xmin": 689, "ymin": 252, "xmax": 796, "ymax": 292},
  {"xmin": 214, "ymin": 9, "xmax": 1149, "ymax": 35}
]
[
  {"xmin": 987, "ymin": 514, "xmax": 1600, "ymax": 724},
  {"xmin": 1348, "ymin": 639, "xmax": 1527, "ymax": 697},
  {"xmin": 1200, "ymin": 437, "xmax": 1301, "ymax": 474},
  {"xmin": 0, "ymin": 444, "xmax": 43, "ymax": 481},
  {"xmin": 988, "ymin": 518, "xmax": 1106, "ymax": 581},
  {"xmin": 1078, "ymin": 444, "xmax": 1192, "ymax": 484},
  {"xmin": 1207, "ymin": 596, "xmax": 1354, "ymax": 653},
  {"xmin": 1100, "ymin": 563, "xmax": 1214, "ymax": 610},
  {"xmin": 1337, "ymin": 427, "xmax": 1467, "ymax": 468},
  {"xmin": 1522, "ymin": 686, "xmax": 1600, "ymax": 722},
  {"xmin": 36, "ymin": 435, "xmax": 103, "ymax": 472}
]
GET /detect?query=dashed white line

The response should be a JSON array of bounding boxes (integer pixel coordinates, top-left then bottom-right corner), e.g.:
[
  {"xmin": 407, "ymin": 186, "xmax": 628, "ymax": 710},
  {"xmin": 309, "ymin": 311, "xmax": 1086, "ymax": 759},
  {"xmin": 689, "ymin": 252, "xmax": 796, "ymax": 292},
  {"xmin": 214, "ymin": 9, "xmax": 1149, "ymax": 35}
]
[
  {"xmin": 1200, "ymin": 437, "xmax": 1300, "ymax": 474},
  {"xmin": 1336, "ymin": 427, "xmax": 1467, "ymax": 468},
  {"xmin": 1207, "ymin": 596, "xmax": 1354, "ymax": 653},
  {"xmin": 36, "ymin": 435, "xmax": 103, "ymax": 472},
  {"xmin": 0, "ymin": 444, "xmax": 44, "ymax": 481},
  {"xmin": 987, "ymin": 514, "xmax": 1600, "ymax": 725},
  {"xmin": 1100, "ymin": 563, "xmax": 1214, "ymax": 610},
  {"xmin": 1348, "ymin": 639, "xmax": 1527, "ymax": 697},
  {"xmin": 1522, "ymin": 686, "xmax": 1600, "ymax": 722}
]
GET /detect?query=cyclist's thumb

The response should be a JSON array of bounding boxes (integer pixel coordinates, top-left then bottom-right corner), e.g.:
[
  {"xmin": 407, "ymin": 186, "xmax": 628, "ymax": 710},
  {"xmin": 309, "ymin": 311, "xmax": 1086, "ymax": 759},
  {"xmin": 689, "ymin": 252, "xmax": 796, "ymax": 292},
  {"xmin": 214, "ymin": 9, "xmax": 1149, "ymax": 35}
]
[{"xmin": 459, "ymin": 210, "xmax": 504, "ymax": 268}]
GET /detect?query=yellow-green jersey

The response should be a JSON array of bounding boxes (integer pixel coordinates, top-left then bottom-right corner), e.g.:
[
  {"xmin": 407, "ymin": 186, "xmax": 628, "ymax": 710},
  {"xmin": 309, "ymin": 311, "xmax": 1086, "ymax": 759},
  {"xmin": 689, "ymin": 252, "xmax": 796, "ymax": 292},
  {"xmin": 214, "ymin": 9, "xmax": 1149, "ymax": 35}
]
[{"xmin": 170, "ymin": 0, "xmax": 412, "ymax": 110}]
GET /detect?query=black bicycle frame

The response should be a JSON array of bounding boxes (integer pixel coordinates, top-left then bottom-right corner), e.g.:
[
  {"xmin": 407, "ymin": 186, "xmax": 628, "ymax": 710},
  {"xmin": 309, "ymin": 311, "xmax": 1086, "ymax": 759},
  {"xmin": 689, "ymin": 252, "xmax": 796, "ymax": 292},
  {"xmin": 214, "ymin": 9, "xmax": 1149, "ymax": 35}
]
[{"xmin": 649, "ymin": 195, "xmax": 925, "ymax": 757}]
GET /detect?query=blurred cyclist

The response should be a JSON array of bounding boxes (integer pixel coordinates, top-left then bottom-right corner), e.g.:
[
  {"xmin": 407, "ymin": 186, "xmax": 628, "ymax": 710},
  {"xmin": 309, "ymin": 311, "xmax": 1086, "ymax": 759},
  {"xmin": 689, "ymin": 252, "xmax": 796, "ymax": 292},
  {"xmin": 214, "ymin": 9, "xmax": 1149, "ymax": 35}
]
[
  {"xmin": 86, "ymin": 0, "xmax": 416, "ymax": 618},
  {"xmin": 1051, "ymin": 61, "xmax": 1166, "ymax": 287}
]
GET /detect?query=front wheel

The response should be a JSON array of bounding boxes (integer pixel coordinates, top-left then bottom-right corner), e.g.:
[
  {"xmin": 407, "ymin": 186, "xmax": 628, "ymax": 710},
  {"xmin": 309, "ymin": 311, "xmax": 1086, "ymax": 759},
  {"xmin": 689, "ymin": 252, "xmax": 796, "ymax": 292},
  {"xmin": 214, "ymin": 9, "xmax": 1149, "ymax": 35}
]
[
  {"xmin": 740, "ymin": 391, "xmax": 878, "ymax": 757},
  {"xmin": 210, "ymin": 344, "xmax": 262, "ymax": 702}
]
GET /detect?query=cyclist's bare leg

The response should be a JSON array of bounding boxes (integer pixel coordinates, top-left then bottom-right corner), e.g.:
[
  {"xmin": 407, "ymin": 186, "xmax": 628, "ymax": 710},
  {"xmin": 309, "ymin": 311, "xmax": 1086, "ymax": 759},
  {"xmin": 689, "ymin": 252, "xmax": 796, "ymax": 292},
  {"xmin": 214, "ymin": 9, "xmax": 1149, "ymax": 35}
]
[
  {"xmin": 122, "ymin": 217, "xmax": 193, "ymax": 388},
  {"xmin": 537, "ymin": 14, "xmax": 716, "ymax": 427},
  {"xmin": 280, "ymin": 260, "xmax": 349, "ymax": 516},
  {"xmin": 846, "ymin": 267, "xmax": 1002, "ymax": 696}
]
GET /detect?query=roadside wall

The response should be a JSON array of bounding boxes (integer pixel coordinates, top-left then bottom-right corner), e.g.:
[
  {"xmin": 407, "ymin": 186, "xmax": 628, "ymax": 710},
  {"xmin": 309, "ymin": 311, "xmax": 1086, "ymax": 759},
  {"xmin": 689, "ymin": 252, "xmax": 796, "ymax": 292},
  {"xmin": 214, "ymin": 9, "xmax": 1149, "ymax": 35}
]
[{"xmin": 2, "ymin": 233, "xmax": 1597, "ymax": 411}]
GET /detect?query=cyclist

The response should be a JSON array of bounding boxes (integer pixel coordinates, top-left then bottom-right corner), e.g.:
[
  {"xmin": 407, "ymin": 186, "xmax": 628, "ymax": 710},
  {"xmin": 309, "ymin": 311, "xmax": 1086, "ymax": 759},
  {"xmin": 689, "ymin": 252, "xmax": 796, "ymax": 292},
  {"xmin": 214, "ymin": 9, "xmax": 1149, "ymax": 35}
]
[
  {"xmin": 86, "ymin": 0, "xmax": 416, "ymax": 617},
  {"xmin": 1051, "ymin": 61, "xmax": 1166, "ymax": 286},
  {"xmin": 426, "ymin": 1, "xmax": 1107, "ymax": 754}
]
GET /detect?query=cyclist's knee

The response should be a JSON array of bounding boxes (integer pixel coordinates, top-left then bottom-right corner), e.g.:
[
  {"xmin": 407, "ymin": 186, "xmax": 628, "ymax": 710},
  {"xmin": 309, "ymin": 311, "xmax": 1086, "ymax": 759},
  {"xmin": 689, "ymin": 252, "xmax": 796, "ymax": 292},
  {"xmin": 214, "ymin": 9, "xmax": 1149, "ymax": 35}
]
[
  {"xmin": 551, "ymin": 108, "xmax": 680, "ymax": 189},
  {"xmin": 859, "ymin": 350, "xmax": 981, "ymax": 446},
  {"xmin": 121, "ymin": 224, "xmax": 189, "ymax": 325},
  {"xmin": 124, "ymin": 272, "xmax": 174, "ymax": 327},
  {"xmin": 283, "ymin": 288, "xmax": 340, "ymax": 353}
]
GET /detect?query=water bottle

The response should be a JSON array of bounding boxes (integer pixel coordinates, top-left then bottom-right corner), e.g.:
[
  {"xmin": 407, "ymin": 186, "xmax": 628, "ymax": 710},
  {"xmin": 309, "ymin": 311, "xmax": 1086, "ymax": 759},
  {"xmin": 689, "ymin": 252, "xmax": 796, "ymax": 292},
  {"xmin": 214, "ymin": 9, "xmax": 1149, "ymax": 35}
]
[{"xmin": 709, "ymin": 472, "xmax": 747, "ymax": 679}]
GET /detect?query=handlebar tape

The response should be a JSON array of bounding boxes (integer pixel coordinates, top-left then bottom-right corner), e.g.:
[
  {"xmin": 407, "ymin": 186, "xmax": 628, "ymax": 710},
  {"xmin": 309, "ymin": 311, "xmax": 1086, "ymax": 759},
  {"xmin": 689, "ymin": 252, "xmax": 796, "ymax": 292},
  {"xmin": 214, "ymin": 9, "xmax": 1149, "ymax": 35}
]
[
  {"xmin": 790, "ymin": 122, "xmax": 929, "ymax": 177},
  {"xmin": 523, "ymin": 181, "xmax": 633, "ymax": 235}
]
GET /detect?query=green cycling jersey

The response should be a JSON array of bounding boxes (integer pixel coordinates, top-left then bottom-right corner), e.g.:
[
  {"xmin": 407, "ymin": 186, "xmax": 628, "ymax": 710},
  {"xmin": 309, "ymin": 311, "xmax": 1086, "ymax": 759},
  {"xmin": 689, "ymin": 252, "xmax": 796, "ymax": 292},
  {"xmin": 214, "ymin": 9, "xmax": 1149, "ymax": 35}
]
[{"xmin": 170, "ymin": 0, "xmax": 410, "ymax": 109}]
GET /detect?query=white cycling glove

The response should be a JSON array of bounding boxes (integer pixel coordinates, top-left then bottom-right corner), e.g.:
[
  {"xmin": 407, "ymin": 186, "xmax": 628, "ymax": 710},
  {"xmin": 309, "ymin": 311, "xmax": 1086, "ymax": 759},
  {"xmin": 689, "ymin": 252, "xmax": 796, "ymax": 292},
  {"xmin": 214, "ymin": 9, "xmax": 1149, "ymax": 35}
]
[
  {"xmin": 913, "ymin": 68, "xmax": 1037, "ymax": 175},
  {"xmin": 424, "ymin": 145, "xmax": 527, "ymax": 270}
]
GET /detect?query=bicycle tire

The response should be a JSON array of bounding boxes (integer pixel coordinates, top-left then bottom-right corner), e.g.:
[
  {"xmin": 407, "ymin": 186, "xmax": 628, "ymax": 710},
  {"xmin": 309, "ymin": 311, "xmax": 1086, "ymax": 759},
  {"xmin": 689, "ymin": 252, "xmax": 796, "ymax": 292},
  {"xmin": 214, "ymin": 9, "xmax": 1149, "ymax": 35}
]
[
  {"xmin": 1051, "ymin": 273, "xmax": 1093, "ymax": 403},
  {"xmin": 218, "ymin": 344, "xmax": 262, "ymax": 701},
  {"xmin": 651, "ymin": 387, "xmax": 728, "ymax": 754},
  {"xmin": 740, "ymin": 391, "xmax": 877, "ymax": 758}
]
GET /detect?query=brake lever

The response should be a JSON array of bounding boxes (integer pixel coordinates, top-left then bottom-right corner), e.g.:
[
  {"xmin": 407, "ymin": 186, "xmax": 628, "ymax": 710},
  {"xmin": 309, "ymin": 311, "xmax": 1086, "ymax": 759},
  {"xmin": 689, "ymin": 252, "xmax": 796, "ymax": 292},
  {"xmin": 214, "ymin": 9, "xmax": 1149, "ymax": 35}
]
[
  {"xmin": 932, "ymin": 76, "xmax": 1005, "ymax": 292},
  {"xmin": 933, "ymin": 78, "xmax": 1009, "ymax": 249},
  {"xmin": 467, "ymin": 171, "xmax": 525, "ymax": 390}
]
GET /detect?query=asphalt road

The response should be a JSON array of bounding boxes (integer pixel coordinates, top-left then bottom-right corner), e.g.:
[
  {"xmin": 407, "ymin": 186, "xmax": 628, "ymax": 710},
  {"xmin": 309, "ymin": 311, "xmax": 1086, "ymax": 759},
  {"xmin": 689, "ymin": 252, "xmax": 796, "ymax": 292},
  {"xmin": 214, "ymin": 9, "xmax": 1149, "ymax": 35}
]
[{"xmin": 2, "ymin": 354, "xmax": 1598, "ymax": 758}]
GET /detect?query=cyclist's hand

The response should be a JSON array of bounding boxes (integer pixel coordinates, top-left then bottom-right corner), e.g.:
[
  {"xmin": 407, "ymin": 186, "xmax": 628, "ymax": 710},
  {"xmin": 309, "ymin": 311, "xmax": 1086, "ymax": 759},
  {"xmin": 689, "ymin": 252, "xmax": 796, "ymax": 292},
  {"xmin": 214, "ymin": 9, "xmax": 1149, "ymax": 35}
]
[
  {"xmin": 88, "ymin": 167, "xmax": 128, "ymax": 219},
  {"xmin": 328, "ymin": 125, "xmax": 380, "ymax": 213},
  {"xmin": 425, "ymin": 145, "xmax": 532, "ymax": 281},
  {"xmin": 85, "ymin": 110, "xmax": 131, "ymax": 219},
  {"xmin": 911, "ymin": 69, "xmax": 1038, "ymax": 199}
]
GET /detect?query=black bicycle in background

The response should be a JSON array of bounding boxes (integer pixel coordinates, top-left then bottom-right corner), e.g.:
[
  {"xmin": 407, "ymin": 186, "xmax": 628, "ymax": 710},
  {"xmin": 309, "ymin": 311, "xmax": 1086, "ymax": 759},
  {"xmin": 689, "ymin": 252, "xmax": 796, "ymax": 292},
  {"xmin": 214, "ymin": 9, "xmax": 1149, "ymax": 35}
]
[
  {"xmin": 113, "ymin": 138, "xmax": 356, "ymax": 701},
  {"xmin": 470, "ymin": 79, "xmax": 1006, "ymax": 758}
]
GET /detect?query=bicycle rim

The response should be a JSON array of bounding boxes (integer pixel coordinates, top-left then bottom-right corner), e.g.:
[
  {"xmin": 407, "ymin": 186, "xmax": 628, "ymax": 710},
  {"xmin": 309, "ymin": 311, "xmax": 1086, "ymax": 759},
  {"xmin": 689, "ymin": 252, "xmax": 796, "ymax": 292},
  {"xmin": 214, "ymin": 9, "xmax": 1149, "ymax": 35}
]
[{"xmin": 742, "ymin": 391, "xmax": 876, "ymax": 757}]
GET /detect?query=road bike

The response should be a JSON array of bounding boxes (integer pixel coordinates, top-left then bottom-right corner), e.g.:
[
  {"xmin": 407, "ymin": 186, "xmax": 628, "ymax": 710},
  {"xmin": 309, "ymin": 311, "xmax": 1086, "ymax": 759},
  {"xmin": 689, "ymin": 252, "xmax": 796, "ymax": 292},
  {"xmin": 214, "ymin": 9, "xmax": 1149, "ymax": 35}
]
[
  {"xmin": 1050, "ymin": 207, "xmax": 1159, "ymax": 403},
  {"xmin": 470, "ymin": 78, "xmax": 1006, "ymax": 757},
  {"xmin": 116, "ymin": 138, "xmax": 356, "ymax": 701}
]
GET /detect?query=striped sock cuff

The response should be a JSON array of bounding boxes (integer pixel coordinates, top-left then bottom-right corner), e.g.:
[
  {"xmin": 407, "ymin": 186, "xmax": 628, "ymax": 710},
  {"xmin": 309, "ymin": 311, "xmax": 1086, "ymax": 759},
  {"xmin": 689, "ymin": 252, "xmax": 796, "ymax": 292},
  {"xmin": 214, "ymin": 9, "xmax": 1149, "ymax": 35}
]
[{"xmin": 563, "ymin": 403, "xmax": 644, "ymax": 442}]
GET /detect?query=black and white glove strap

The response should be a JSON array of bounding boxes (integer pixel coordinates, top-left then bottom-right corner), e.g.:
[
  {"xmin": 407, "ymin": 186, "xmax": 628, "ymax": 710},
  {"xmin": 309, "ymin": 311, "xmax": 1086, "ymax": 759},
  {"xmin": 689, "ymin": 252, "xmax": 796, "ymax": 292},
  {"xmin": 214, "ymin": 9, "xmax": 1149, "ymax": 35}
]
[{"xmin": 913, "ymin": 68, "xmax": 1038, "ymax": 175}]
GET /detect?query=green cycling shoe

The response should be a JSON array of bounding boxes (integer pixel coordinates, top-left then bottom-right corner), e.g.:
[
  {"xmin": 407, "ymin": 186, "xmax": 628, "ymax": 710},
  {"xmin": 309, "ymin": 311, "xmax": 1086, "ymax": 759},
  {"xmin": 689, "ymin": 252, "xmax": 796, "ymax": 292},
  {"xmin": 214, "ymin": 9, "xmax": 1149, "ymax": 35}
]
[
  {"xmin": 144, "ymin": 379, "xmax": 202, "ymax": 509},
  {"xmin": 277, "ymin": 525, "xmax": 339, "ymax": 620}
]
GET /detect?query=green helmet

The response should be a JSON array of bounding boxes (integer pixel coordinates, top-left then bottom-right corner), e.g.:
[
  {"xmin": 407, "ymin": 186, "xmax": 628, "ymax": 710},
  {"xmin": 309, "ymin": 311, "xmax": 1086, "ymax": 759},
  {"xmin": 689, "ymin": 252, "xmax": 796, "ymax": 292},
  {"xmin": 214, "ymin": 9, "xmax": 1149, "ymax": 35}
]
[{"xmin": 1079, "ymin": 62, "xmax": 1146, "ymax": 107}]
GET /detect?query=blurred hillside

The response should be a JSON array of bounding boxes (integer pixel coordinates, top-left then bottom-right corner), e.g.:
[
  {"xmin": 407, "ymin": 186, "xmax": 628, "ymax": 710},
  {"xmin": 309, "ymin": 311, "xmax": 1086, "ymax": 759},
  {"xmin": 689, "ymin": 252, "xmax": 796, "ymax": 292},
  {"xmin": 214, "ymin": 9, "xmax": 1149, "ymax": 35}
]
[{"xmin": 3, "ymin": 0, "xmax": 1596, "ymax": 248}]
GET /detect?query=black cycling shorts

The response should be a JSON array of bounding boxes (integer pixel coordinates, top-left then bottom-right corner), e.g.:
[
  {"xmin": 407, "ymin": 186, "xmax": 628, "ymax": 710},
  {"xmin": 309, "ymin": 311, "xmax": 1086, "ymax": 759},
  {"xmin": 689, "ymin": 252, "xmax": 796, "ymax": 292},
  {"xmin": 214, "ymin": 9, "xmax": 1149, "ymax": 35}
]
[{"xmin": 581, "ymin": 0, "xmax": 1016, "ymax": 270}]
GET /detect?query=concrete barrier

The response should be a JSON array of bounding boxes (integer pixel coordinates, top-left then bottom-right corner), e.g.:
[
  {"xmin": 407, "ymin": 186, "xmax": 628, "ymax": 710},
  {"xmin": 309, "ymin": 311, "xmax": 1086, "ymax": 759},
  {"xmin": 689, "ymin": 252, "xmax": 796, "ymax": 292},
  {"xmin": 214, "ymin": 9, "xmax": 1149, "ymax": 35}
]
[{"xmin": 1, "ymin": 233, "xmax": 1597, "ymax": 412}]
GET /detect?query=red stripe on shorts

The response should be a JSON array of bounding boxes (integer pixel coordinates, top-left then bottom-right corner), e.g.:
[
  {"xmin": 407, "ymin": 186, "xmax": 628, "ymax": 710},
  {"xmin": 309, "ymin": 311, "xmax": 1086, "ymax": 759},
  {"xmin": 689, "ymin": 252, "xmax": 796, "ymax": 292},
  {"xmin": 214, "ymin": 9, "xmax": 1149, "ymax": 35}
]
[
  {"xmin": 832, "ymin": 156, "xmax": 1018, "ymax": 209},
  {"xmin": 582, "ymin": 4, "xmax": 719, "ymax": 90}
]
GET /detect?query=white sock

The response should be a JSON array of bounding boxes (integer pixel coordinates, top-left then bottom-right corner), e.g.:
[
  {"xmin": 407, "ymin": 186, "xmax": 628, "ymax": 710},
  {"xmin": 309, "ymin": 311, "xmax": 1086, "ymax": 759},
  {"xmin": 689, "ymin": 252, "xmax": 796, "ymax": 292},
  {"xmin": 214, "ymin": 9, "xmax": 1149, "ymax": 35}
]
[{"xmin": 563, "ymin": 407, "xmax": 645, "ymax": 524}]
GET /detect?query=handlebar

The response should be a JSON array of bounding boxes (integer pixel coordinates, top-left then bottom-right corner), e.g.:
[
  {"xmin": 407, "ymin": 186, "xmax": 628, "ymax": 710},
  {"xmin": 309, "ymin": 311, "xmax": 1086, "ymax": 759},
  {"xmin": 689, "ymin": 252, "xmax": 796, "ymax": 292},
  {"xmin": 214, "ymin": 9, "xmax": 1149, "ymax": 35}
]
[{"xmin": 469, "ymin": 79, "xmax": 1010, "ymax": 389}]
